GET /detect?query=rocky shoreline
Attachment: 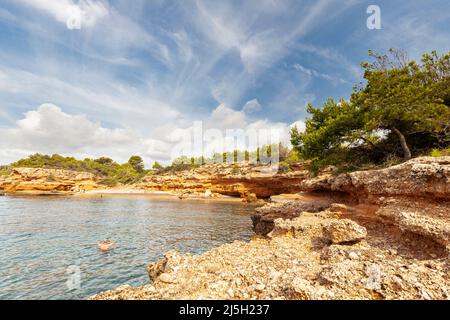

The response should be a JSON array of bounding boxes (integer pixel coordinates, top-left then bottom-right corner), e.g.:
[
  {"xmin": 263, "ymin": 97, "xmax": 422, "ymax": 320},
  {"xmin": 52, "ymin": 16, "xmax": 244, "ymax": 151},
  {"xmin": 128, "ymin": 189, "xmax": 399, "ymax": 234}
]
[
  {"xmin": 0, "ymin": 163, "xmax": 306, "ymax": 202},
  {"xmin": 1, "ymin": 157, "xmax": 448, "ymax": 299},
  {"xmin": 91, "ymin": 157, "xmax": 449, "ymax": 300},
  {"xmin": 137, "ymin": 162, "xmax": 311, "ymax": 199}
]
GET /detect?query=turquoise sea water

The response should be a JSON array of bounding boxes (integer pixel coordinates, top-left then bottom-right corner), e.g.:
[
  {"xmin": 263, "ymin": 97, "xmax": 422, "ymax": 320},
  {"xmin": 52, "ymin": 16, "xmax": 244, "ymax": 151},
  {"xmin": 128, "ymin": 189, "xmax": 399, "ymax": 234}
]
[{"xmin": 0, "ymin": 195, "xmax": 254, "ymax": 300}]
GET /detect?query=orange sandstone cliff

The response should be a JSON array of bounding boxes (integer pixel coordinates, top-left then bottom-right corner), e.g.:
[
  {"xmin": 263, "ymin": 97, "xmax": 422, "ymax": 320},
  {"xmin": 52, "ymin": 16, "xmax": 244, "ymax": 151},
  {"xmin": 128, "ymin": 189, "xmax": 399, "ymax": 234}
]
[
  {"xmin": 0, "ymin": 167, "xmax": 100, "ymax": 194},
  {"xmin": 138, "ymin": 162, "xmax": 312, "ymax": 199}
]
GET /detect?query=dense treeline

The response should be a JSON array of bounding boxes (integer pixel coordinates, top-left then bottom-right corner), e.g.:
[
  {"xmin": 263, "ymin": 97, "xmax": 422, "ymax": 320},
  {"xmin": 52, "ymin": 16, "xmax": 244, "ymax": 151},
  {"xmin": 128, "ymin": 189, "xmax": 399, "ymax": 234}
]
[
  {"xmin": 3, "ymin": 154, "xmax": 149, "ymax": 186},
  {"xmin": 0, "ymin": 142, "xmax": 301, "ymax": 183},
  {"xmin": 164, "ymin": 143, "xmax": 300, "ymax": 173},
  {"xmin": 291, "ymin": 49, "xmax": 450, "ymax": 174}
]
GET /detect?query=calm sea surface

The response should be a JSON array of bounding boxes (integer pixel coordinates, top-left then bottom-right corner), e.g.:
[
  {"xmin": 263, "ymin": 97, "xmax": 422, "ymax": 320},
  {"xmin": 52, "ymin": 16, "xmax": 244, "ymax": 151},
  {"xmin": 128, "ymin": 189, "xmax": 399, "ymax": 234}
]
[{"xmin": 0, "ymin": 195, "xmax": 255, "ymax": 300}]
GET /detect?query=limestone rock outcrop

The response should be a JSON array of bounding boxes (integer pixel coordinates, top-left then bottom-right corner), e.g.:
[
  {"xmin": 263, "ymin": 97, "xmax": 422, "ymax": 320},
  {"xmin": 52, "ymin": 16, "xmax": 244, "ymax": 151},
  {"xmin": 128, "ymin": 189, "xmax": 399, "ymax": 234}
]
[
  {"xmin": 326, "ymin": 157, "xmax": 450, "ymax": 199},
  {"xmin": 139, "ymin": 163, "xmax": 311, "ymax": 198},
  {"xmin": 92, "ymin": 207, "xmax": 449, "ymax": 300},
  {"xmin": 323, "ymin": 219, "xmax": 367, "ymax": 244},
  {"xmin": 0, "ymin": 167, "xmax": 99, "ymax": 194},
  {"xmin": 252, "ymin": 157, "xmax": 450, "ymax": 236},
  {"xmin": 91, "ymin": 156, "xmax": 449, "ymax": 300},
  {"xmin": 251, "ymin": 192, "xmax": 347, "ymax": 235}
]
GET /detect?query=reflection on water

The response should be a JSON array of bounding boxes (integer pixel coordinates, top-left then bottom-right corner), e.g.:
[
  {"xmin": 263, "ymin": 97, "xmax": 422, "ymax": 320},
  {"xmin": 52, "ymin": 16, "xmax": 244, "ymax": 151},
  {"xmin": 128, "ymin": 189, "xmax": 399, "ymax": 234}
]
[{"xmin": 0, "ymin": 195, "xmax": 254, "ymax": 300}]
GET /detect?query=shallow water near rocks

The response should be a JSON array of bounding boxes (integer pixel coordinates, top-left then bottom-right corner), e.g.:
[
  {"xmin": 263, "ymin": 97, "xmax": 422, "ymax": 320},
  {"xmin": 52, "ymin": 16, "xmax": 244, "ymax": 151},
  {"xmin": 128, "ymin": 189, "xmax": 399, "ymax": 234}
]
[{"xmin": 0, "ymin": 195, "xmax": 254, "ymax": 300}]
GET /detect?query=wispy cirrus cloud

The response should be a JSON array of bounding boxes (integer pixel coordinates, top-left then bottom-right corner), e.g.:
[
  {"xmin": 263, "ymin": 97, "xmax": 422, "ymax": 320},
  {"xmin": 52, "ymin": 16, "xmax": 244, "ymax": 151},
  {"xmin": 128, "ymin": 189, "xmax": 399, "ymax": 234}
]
[{"xmin": 0, "ymin": 0, "xmax": 449, "ymax": 165}]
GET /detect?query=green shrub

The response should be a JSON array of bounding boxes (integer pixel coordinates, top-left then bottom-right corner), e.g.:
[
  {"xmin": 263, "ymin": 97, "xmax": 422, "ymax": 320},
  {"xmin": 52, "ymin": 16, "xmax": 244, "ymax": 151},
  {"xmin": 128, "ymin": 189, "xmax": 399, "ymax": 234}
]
[
  {"xmin": 0, "ymin": 166, "xmax": 11, "ymax": 177},
  {"xmin": 277, "ymin": 161, "xmax": 291, "ymax": 174},
  {"xmin": 430, "ymin": 147, "xmax": 450, "ymax": 157}
]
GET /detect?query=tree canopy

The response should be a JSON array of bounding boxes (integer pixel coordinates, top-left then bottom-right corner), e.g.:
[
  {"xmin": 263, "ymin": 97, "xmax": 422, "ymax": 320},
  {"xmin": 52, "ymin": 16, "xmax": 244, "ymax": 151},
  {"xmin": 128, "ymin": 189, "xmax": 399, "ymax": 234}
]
[
  {"xmin": 291, "ymin": 49, "xmax": 450, "ymax": 173},
  {"xmin": 127, "ymin": 156, "xmax": 145, "ymax": 173},
  {"xmin": 152, "ymin": 161, "xmax": 164, "ymax": 170}
]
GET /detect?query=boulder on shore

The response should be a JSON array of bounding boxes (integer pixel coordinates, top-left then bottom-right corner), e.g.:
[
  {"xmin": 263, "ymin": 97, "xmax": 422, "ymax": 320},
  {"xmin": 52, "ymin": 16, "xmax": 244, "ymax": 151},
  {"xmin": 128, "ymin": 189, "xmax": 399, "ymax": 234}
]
[{"xmin": 323, "ymin": 219, "xmax": 367, "ymax": 244}]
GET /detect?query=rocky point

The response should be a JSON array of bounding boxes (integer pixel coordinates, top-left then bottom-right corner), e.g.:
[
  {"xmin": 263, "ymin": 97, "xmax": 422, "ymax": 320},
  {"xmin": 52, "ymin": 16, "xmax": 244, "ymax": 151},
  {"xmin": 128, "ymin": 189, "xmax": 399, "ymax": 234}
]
[{"xmin": 91, "ymin": 157, "xmax": 450, "ymax": 300}]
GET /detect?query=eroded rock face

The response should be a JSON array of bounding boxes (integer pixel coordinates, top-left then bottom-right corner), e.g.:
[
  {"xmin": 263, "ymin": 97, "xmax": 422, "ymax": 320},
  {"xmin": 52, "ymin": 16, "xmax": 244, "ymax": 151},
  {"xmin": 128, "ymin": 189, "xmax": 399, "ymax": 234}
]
[
  {"xmin": 139, "ymin": 156, "xmax": 450, "ymax": 201},
  {"xmin": 139, "ymin": 163, "xmax": 311, "ymax": 198},
  {"xmin": 376, "ymin": 198, "xmax": 450, "ymax": 251},
  {"xmin": 11, "ymin": 168, "xmax": 96, "ymax": 182},
  {"xmin": 251, "ymin": 192, "xmax": 347, "ymax": 235},
  {"xmin": 328, "ymin": 157, "xmax": 450, "ymax": 199},
  {"xmin": 251, "ymin": 157, "xmax": 450, "ymax": 236},
  {"xmin": 0, "ymin": 168, "xmax": 99, "ymax": 194}
]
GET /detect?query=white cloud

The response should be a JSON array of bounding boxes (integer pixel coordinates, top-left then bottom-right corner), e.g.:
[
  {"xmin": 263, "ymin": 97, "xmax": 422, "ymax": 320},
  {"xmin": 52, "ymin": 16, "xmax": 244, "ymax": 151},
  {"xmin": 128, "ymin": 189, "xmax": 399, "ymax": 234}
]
[
  {"xmin": 289, "ymin": 120, "xmax": 306, "ymax": 133},
  {"xmin": 0, "ymin": 103, "xmax": 304, "ymax": 166},
  {"xmin": 165, "ymin": 103, "xmax": 305, "ymax": 160},
  {"xmin": 0, "ymin": 65, "xmax": 181, "ymax": 133},
  {"xmin": 0, "ymin": 103, "xmax": 184, "ymax": 165},
  {"xmin": 210, "ymin": 104, "xmax": 247, "ymax": 129},
  {"xmin": 1, "ymin": 104, "xmax": 137, "ymax": 157}
]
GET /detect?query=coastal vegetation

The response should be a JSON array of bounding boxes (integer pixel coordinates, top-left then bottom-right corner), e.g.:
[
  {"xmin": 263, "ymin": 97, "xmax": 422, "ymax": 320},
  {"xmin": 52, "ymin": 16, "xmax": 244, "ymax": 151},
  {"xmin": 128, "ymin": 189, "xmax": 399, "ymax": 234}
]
[
  {"xmin": 1, "ymin": 142, "xmax": 297, "ymax": 185},
  {"xmin": 430, "ymin": 147, "xmax": 450, "ymax": 157},
  {"xmin": 5, "ymin": 154, "xmax": 149, "ymax": 186},
  {"xmin": 291, "ymin": 49, "xmax": 450, "ymax": 174},
  {"xmin": 160, "ymin": 143, "xmax": 298, "ymax": 173},
  {"xmin": 0, "ymin": 166, "xmax": 11, "ymax": 177},
  {"xmin": 3, "ymin": 51, "xmax": 449, "ymax": 179}
]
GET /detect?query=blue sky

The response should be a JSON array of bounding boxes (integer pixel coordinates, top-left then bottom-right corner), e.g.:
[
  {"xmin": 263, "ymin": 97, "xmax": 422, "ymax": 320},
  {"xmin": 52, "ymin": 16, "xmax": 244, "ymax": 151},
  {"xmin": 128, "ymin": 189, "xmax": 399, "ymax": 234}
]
[{"xmin": 0, "ymin": 0, "xmax": 449, "ymax": 165}]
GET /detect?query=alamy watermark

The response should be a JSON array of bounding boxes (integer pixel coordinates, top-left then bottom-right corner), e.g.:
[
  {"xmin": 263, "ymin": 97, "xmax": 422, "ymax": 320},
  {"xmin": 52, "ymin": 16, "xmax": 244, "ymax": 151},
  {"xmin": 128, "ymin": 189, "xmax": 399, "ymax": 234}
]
[
  {"xmin": 66, "ymin": 7, "xmax": 82, "ymax": 30},
  {"xmin": 65, "ymin": 4, "xmax": 382, "ymax": 32},
  {"xmin": 366, "ymin": 264, "xmax": 382, "ymax": 290},
  {"xmin": 367, "ymin": 5, "xmax": 382, "ymax": 30},
  {"xmin": 66, "ymin": 265, "xmax": 81, "ymax": 291},
  {"xmin": 167, "ymin": 121, "xmax": 285, "ymax": 175}
]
